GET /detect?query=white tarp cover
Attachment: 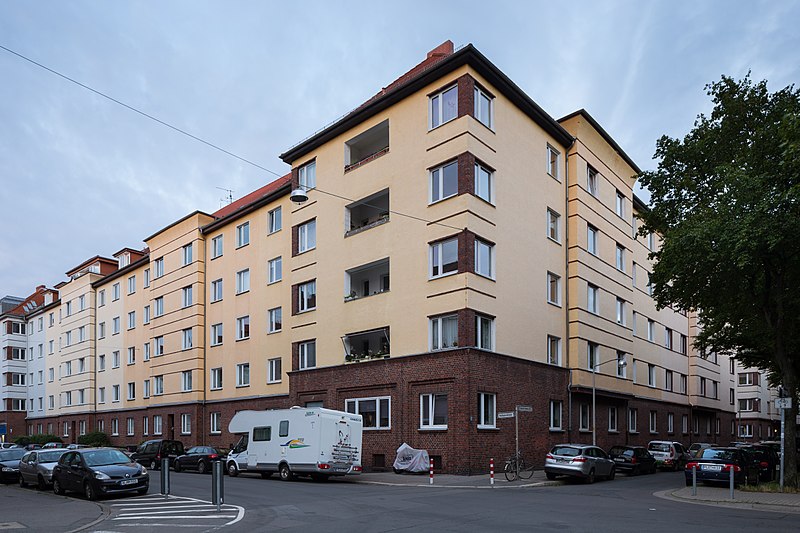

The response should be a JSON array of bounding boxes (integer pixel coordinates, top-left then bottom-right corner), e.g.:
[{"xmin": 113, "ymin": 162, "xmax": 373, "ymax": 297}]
[{"xmin": 393, "ymin": 443, "xmax": 430, "ymax": 473}]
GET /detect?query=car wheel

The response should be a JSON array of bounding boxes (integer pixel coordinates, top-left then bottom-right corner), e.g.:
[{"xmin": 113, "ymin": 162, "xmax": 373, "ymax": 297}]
[
  {"xmin": 608, "ymin": 467, "xmax": 616, "ymax": 481},
  {"xmin": 632, "ymin": 465, "xmax": 640, "ymax": 476},
  {"xmin": 227, "ymin": 463, "xmax": 239, "ymax": 477},
  {"xmin": 84, "ymin": 481, "xmax": 97, "ymax": 501},
  {"xmin": 197, "ymin": 461, "xmax": 208, "ymax": 475},
  {"xmin": 586, "ymin": 469, "xmax": 595, "ymax": 484},
  {"xmin": 53, "ymin": 478, "xmax": 64, "ymax": 495},
  {"xmin": 279, "ymin": 463, "xmax": 293, "ymax": 482},
  {"xmin": 546, "ymin": 473, "xmax": 557, "ymax": 481},
  {"xmin": 37, "ymin": 475, "xmax": 47, "ymax": 491},
  {"xmin": 18, "ymin": 474, "xmax": 27, "ymax": 488},
  {"xmin": 173, "ymin": 461, "xmax": 182, "ymax": 473},
  {"xmin": 260, "ymin": 472, "xmax": 272, "ymax": 479}
]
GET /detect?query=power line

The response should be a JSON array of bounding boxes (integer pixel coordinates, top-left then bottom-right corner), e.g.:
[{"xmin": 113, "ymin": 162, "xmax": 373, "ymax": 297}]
[{"xmin": 1, "ymin": 44, "xmax": 464, "ymax": 232}]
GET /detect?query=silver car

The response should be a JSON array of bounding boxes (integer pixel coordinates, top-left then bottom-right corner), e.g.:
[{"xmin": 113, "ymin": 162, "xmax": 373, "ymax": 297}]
[
  {"xmin": 545, "ymin": 444, "xmax": 616, "ymax": 483},
  {"xmin": 19, "ymin": 449, "xmax": 68, "ymax": 490}
]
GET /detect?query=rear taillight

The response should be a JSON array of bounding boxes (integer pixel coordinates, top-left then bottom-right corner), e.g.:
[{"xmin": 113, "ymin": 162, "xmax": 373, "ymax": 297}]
[
  {"xmin": 353, "ymin": 465, "xmax": 362, "ymax": 472},
  {"xmin": 631, "ymin": 457, "xmax": 637, "ymax": 464},
  {"xmin": 546, "ymin": 454, "xmax": 554, "ymax": 460},
  {"xmin": 686, "ymin": 462, "xmax": 698, "ymax": 470},
  {"xmin": 759, "ymin": 461, "xmax": 769, "ymax": 469},
  {"xmin": 156, "ymin": 454, "xmax": 161, "ymax": 460},
  {"xmin": 209, "ymin": 454, "xmax": 218, "ymax": 459},
  {"xmin": 318, "ymin": 463, "xmax": 331, "ymax": 470},
  {"xmin": 722, "ymin": 464, "xmax": 741, "ymax": 473},
  {"xmin": 571, "ymin": 457, "xmax": 587, "ymax": 463}
]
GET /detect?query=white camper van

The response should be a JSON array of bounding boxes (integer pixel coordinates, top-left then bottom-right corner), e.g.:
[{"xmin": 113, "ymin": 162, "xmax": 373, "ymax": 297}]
[{"xmin": 227, "ymin": 407, "xmax": 363, "ymax": 481}]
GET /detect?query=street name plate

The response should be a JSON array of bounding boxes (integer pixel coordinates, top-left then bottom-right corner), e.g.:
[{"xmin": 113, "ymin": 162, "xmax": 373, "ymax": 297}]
[
  {"xmin": 516, "ymin": 405, "xmax": 533, "ymax": 412},
  {"xmin": 776, "ymin": 398, "xmax": 792, "ymax": 409},
  {"xmin": 498, "ymin": 412, "xmax": 515, "ymax": 419}
]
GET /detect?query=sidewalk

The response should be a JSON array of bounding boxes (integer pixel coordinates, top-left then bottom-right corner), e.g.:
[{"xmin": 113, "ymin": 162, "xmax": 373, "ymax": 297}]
[
  {"xmin": 660, "ymin": 485, "xmax": 800, "ymax": 514},
  {"xmin": 351, "ymin": 470, "xmax": 557, "ymax": 488}
]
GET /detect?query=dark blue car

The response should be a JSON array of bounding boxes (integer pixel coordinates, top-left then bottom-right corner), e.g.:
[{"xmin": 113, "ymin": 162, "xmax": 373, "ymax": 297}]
[{"xmin": 684, "ymin": 447, "xmax": 759, "ymax": 487}]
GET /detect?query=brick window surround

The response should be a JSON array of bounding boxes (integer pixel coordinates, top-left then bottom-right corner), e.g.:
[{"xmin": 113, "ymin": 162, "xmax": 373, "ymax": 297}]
[{"xmin": 429, "ymin": 229, "xmax": 494, "ymax": 276}]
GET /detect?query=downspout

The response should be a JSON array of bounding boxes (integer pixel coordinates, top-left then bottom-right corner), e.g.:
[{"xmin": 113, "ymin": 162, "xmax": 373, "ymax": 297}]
[
  {"xmin": 564, "ymin": 138, "xmax": 575, "ymax": 442},
  {"xmin": 201, "ymin": 233, "xmax": 208, "ymax": 446}
]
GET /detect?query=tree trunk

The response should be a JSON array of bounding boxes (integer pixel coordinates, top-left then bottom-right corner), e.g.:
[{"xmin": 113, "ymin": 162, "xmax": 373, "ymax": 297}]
[{"xmin": 784, "ymin": 379, "xmax": 798, "ymax": 488}]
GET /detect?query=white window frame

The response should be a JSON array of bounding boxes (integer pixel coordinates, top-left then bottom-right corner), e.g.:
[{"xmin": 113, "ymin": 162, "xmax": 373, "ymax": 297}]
[
  {"xmin": 211, "ymin": 279, "xmax": 223, "ymax": 302},
  {"xmin": 268, "ymin": 257, "xmax": 282, "ymax": 284},
  {"xmin": 547, "ymin": 145, "xmax": 560, "ymax": 180},
  {"xmin": 182, "ymin": 328, "xmax": 193, "ymax": 350},
  {"xmin": 579, "ymin": 404, "xmax": 590, "ymax": 431},
  {"xmin": 475, "ymin": 314, "xmax": 494, "ymax": 351},
  {"xmin": 210, "ymin": 367, "xmax": 223, "ymax": 390},
  {"xmin": 236, "ymin": 316, "xmax": 250, "ymax": 340},
  {"xmin": 473, "ymin": 85, "xmax": 494, "ymax": 128},
  {"xmin": 211, "ymin": 235, "xmax": 223, "ymax": 258},
  {"xmin": 127, "ymin": 311, "xmax": 135, "ymax": 330},
  {"xmin": 587, "ymin": 165, "xmax": 598, "ymax": 196},
  {"xmin": 127, "ymin": 382, "xmax": 135, "ymax": 401},
  {"xmin": 299, "ymin": 341, "xmax": 316, "ymax": 370},
  {"xmin": 608, "ymin": 406, "xmax": 618, "ymax": 432},
  {"xmin": 429, "ymin": 237, "xmax": 458, "ymax": 279},
  {"xmin": 430, "ymin": 314, "xmax": 458, "ymax": 350},
  {"xmin": 154, "ymin": 376, "xmax": 164, "ymax": 396},
  {"xmin": 112, "ymin": 384, "xmax": 120, "ymax": 403},
  {"xmin": 127, "ymin": 347, "xmax": 135, "ymax": 365},
  {"xmin": 154, "ymin": 297, "xmax": 164, "ymax": 317},
  {"xmin": 269, "ymin": 207, "xmax": 282, "ymax": 234},
  {"xmin": 549, "ymin": 400, "xmax": 563, "ymax": 430},
  {"xmin": 474, "ymin": 162, "xmax": 494, "ymax": 204},
  {"xmin": 429, "ymin": 160, "xmax": 458, "ymax": 204},
  {"xmin": 127, "ymin": 276, "xmax": 136, "ymax": 295},
  {"xmin": 236, "ymin": 221, "xmax": 250, "ymax": 248},
  {"xmin": 477, "ymin": 392, "xmax": 496, "ymax": 429},
  {"xmin": 587, "ymin": 224, "xmax": 598, "ymax": 255},
  {"xmin": 474, "ymin": 239, "xmax": 494, "ymax": 279},
  {"xmin": 210, "ymin": 323, "xmax": 223, "ymax": 346},
  {"xmin": 649, "ymin": 411, "xmax": 658, "ymax": 433},
  {"xmin": 182, "ymin": 285, "xmax": 193, "ymax": 307},
  {"xmin": 268, "ymin": 307, "xmax": 282, "ymax": 333},
  {"xmin": 298, "ymin": 220, "xmax": 316, "ymax": 253},
  {"xmin": 587, "ymin": 283, "xmax": 599, "ymax": 314},
  {"xmin": 127, "ymin": 417, "xmax": 134, "ymax": 436},
  {"xmin": 236, "ymin": 363, "xmax": 250, "ymax": 387},
  {"xmin": 345, "ymin": 396, "xmax": 391, "ymax": 430},
  {"xmin": 298, "ymin": 160, "xmax": 316, "ymax": 190},
  {"xmin": 210, "ymin": 412, "xmax": 221, "ymax": 434},
  {"xmin": 143, "ymin": 379, "xmax": 150, "ymax": 399},
  {"xmin": 181, "ymin": 370, "xmax": 192, "ymax": 392},
  {"xmin": 181, "ymin": 414, "xmax": 191, "ymax": 435},
  {"xmin": 419, "ymin": 393, "xmax": 448, "ymax": 430},
  {"xmin": 616, "ymin": 190, "xmax": 625, "ymax": 218},
  {"xmin": 298, "ymin": 281, "xmax": 316, "ymax": 313},
  {"xmin": 236, "ymin": 269, "xmax": 250, "ymax": 294},
  {"xmin": 629, "ymin": 408, "xmax": 638, "ymax": 433},
  {"xmin": 668, "ymin": 412, "xmax": 675, "ymax": 433},
  {"xmin": 616, "ymin": 244, "xmax": 625, "ymax": 272},
  {"xmin": 547, "ymin": 209, "xmax": 560, "ymax": 242},
  {"xmin": 143, "ymin": 306, "xmax": 150, "ymax": 325},
  {"xmin": 648, "ymin": 364, "xmax": 656, "ymax": 387},
  {"xmin": 144, "ymin": 268, "xmax": 150, "ymax": 288},
  {"xmin": 154, "ymin": 336, "xmax": 164, "ymax": 356},
  {"xmin": 616, "ymin": 298, "xmax": 626, "ymax": 325},
  {"xmin": 547, "ymin": 272, "xmax": 561, "ymax": 306},
  {"xmin": 154, "ymin": 415, "xmax": 163, "ymax": 435},
  {"xmin": 268, "ymin": 357, "xmax": 282, "ymax": 384},
  {"xmin": 429, "ymin": 84, "xmax": 457, "ymax": 130},
  {"xmin": 547, "ymin": 335, "xmax": 561, "ymax": 366}
]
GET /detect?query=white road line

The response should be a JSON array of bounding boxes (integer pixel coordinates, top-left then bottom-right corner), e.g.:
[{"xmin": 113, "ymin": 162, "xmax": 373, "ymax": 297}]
[
  {"xmin": 113, "ymin": 515, "xmax": 236, "ymax": 520},
  {"xmin": 116, "ymin": 524, "xmax": 216, "ymax": 527},
  {"xmin": 112, "ymin": 499, "xmax": 196, "ymax": 506},
  {"xmin": 116, "ymin": 504, "xmax": 219, "ymax": 511},
  {"xmin": 119, "ymin": 507, "xmax": 238, "ymax": 516}
]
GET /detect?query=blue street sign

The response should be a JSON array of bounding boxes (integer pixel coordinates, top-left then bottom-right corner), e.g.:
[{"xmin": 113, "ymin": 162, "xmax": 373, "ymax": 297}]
[{"xmin": 0, "ymin": 423, "xmax": 7, "ymax": 435}]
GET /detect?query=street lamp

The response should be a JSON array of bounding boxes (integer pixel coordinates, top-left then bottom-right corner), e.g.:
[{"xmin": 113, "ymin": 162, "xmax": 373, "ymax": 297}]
[
  {"xmin": 592, "ymin": 355, "xmax": 627, "ymax": 446},
  {"xmin": 290, "ymin": 186, "xmax": 309, "ymax": 203}
]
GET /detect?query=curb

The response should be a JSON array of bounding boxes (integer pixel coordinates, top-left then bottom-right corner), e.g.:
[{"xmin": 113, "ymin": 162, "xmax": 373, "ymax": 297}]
[
  {"xmin": 65, "ymin": 500, "xmax": 111, "ymax": 533},
  {"xmin": 352, "ymin": 479, "xmax": 562, "ymax": 489},
  {"xmin": 654, "ymin": 489, "xmax": 800, "ymax": 515}
]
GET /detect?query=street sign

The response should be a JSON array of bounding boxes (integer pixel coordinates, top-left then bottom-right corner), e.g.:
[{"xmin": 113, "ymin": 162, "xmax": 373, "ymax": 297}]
[
  {"xmin": 498, "ymin": 412, "xmax": 515, "ymax": 419},
  {"xmin": 776, "ymin": 398, "xmax": 792, "ymax": 409},
  {"xmin": 0, "ymin": 423, "xmax": 6, "ymax": 436},
  {"xmin": 516, "ymin": 405, "xmax": 533, "ymax": 412}
]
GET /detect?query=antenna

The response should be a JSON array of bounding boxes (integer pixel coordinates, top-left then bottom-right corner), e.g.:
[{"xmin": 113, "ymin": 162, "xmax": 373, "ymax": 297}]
[{"xmin": 216, "ymin": 187, "xmax": 234, "ymax": 208}]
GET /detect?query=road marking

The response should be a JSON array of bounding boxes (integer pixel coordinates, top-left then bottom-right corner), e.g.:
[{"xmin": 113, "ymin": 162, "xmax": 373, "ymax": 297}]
[
  {"xmin": 106, "ymin": 494, "xmax": 245, "ymax": 527},
  {"xmin": 113, "ymin": 516, "xmax": 236, "ymax": 520},
  {"xmin": 119, "ymin": 507, "xmax": 238, "ymax": 516},
  {"xmin": 117, "ymin": 504, "xmax": 219, "ymax": 511}
]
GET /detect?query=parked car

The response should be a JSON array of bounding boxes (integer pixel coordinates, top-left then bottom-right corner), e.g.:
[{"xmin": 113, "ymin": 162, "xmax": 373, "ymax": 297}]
[
  {"xmin": 648, "ymin": 441, "xmax": 689, "ymax": 471},
  {"xmin": 173, "ymin": 446, "xmax": 223, "ymax": 474},
  {"xmin": 0, "ymin": 448, "xmax": 26, "ymax": 483},
  {"xmin": 24, "ymin": 444, "xmax": 42, "ymax": 451},
  {"xmin": 42, "ymin": 442, "xmax": 63, "ymax": 449},
  {"xmin": 608, "ymin": 445, "xmax": 657, "ymax": 475},
  {"xmin": 545, "ymin": 444, "xmax": 616, "ymax": 483},
  {"xmin": 18, "ymin": 449, "xmax": 68, "ymax": 490},
  {"xmin": 685, "ymin": 447, "xmax": 759, "ymax": 487},
  {"xmin": 131, "ymin": 439, "xmax": 185, "ymax": 470},
  {"xmin": 52, "ymin": 448, "xmax": 149, "ymax": 500},
  {"xmin": 687, "ymin": 442, "xmax": 714, "ymax": 458},
  {"xmin": 66, "ymin": 444, "xmax": 89, "ymax": 450},
  {"xmin": 741, "ymin": 445, "xmax": 779, "ymax": 482},
  {"xmin": 0, "ymin": 443, "xmax": 18, "ymax": 449}
]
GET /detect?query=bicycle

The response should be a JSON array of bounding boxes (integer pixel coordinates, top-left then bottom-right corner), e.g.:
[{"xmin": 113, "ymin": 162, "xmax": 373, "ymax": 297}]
[{"xmin": 503, "ymin": 452, "xmax": 534, "ymax": 481}]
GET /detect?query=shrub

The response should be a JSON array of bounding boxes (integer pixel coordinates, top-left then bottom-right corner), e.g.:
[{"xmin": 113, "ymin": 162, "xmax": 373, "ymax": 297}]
[{"xmin": 78, "ymin": 431, "xmax": 110, "ymax": 447}]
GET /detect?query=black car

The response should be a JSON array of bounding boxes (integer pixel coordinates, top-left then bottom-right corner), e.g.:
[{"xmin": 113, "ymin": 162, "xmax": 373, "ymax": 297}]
[
  {"xmin": 52, "ymin": 448, "xmax": 149, "ymax": 500},
  {"xmin": 741, "ymin": 445, "xmax": 779, "ymax": 482},
  {"xmin": 0, "ymin": 448, "xmax": 26, "ymax": 483},
  {"xmin": 608, "ymin": 445, "xmax": 657, "ymax": 475},
  {"xmin": 684, "ymin": 447, "xmax": 759, "ymax": 487},
  {"xmin": 173, "ymin": 446, "xmax": 223, "ymax": 474},
  {"xmin": 131, "ymin": 439, "xmax": 185, "ymax": 470}
]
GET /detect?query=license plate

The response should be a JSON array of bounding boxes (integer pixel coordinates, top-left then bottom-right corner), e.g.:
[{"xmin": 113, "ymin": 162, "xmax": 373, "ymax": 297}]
[
  {"xmin": 614, "ymin": 458, "xmax": 624, "ymax": 462},
  {"xmin": 120, "ymin": 479, "xmax": 137, "ymax": 486},
  {"xmin": 702, "ymin": 464, "xmax": 722, "ymax": 472}
]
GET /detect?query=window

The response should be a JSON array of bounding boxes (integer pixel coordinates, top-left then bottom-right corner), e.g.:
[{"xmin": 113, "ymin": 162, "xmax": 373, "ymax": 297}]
[
  {"xmin": 682, "ymin": 414, "xmax": 689, "ymax": 434},
  {"xmin": 298, "ymin": 220, "xmax": 316, "ymax": 253},
  {"xmin": 346, "ymin": 397, "xmax": 391, "ymax": 430},
  {"xmin": 236, "ymin": 222, "xmax": 250, "ymax": 247},
  {"xmin": 616, "ymin": 244, "xmax": 625, "ymax": 271},
  {"xmin": 730, "ymin": 388, "xmax": 735, "ymax": 405},
  {"xmin": 111, "ymin": 418, "xmax": 119, "ymax": 436},
  {"xmin": 476, "ymin": 392, "xmax": 496, "ymax": 428},
  {"xmin": 211, "ymin": 235, "xmax": 223, "ymax": 258},
  {"xmin": 547, "ymin": 145, "xmax": 559, "ymax": 179},
  {"xmin": 430, "ymin": 238, "xmax": 458, "ymax": 278},
  {"xmin": 608, "ymin": 407, "xmax": 618, "ymax": 432},
  {"xmin": 647, "ymin": 232, "xmax": 655, "ymax": 251},
  {"xmin": 154, "ymin": 336, "xmax": 164, "ymax": 356},
  {"xmin": 127, "ymin": 382, "xmax": 135, "ymax": 401},
  {"xmin": 182, "ymin": 285, "xmax": 193, "ymax": 307},
  {"xmin": 298, "ymin": 160, "xmax": 316, "ymax": 190},
  {"xmin": 647, "ymin": 319, "xmax": 655, "ymax": 341},
  {"xmin": 211, "ymin": 323, "xmax": 223, "ymax": 346},
  {"xmin": 48, "ymin": 367, "xmax": 55, "ymax": 381},
  {"xmin": 128, "ymin": 311, "xmax": 136, "ymax": 330},
  {"xmin": 78, "ymin": 326, "xmax": 86, "ymax": 341},
  {"xmin": 547, "ymin": 209, "xmax": 560, "ymax": 242},
  {"xmin": 649, "ymin": 411, "xmax": 657, "ymax": 433},
  {"xmin": 112, "ymin": 351, "xmax": 120, "ymax": 368},
  {"xmin": 665, "ymin": 370, "xmax": 674, "ymax": 391},
  {"xmin": 579, "ymin": 404, "xmax": 590, "ymax": 431},
  {"xmin": 616, "ymin": 351, "xmax": 627, "ymax": 377},
  {"xmin": 420, "ymin": 393, "xmax": 448, "ymax": 429},
  {"xmin": 616, "ymin": 190, "xmax": 625, "ymax": 218},
  {"xmin": 236, "ymin": 270, "xmax": 250, "ymax": 294},
  {"xmin": 181, "ymin": 370, "xmax": 192, "ymax": 392},
  {"xmin": 10, "ymin": 347, "xmax": 25, "ymax": 360},
  {"xmin": 738, "ymin": 372, "xmax": 755, "ymax": 386},
  {"xmin": 128, "ymin": 275, "xmax": 136, "ymax": 294},
  {"xmin": 65, "ymin": 330, "xmax": 72, "ymax": 346},
  {"xmin": 112, "ymin": 384, "xmax": 120, "ymax": 402},
  {"xmin": 430, "ymin": 315, "xmax": 458, "ymax": 350},
  {"xmin": 474, "ymin": 239, "xmax": 494, "ymax": 278},
  {"xmin": 143, "ymin": 305, "xmax": 150, "ymax": 325},
  {"xmin": 269, "ymin": 207, "xmax": 282, "ymax": 234},
  {"xmin": 236, "ymin": 316, "xmax": 250, "ymax": 340},
  {"xmin": 547, "ymin": 335, "xmax": 561, "ymax": 366},
  {"xmin": 268, "ymin": 257, "xmax": 282, "ymax": 283},
  {"xmin": 154, "ymin": 415, "xmax": 163, "ymax": 435},
  {"xmin": 616, "ymin": 298, "xmax": 626, "ymax": 325},
  {"xmin": 112, "ymin": 283, "xmax": 120, "ymax": 301},
  {"xmin": 210, "ymin": 368, "xmax": 222, "ymax": 390},
  {"xmin": 474, "ymin": 162, "xmax": 493, "ymax": 203},
  {"xmin": 143, "ymin": 380, "xmax": 150, "ymax": 398},
  {"xmin": 628, "ymin": 408, "xmax": 638, "ymax": 433},
  {"xmin": 429, "ymin": 84, "xmax": 457, "ymax": 129},
  {"xmin": 11, "ymin": 373, "xmax": 26, "ymax": 386},
  {"xmin": 154, "ymin": 375, "xmax": 164, "ymax": 395},
  {"xmin": 268, "ymin": 358, "xmax": 282, "ymax": 384},
  {"xmin": 181, "ymin": 414, "xmax": 191, "ymax": 435},
  {"xmin": 127, "ymin": 347, "xmax": 135, "ymax": 365},
  {"xmin": 236, "ymin": 363, "xmax": 250, "ymax": 387},
  {"xmin": 547, "ymin": 272, "xmax": 561, "ymax": 305},
  {"xmin": 154, "ymin": 297, "xmax": 164, "ymax": 317},
  {"xmin": 97, "ymin": 386, "xmax": 105, "ymax": 404},
  {"xmin": 49, "ymin": 340, "xmax": 54, "ymax": 354},
  {"xmin": 700, "ymin": 377, "xmax": 707, "ymax": 396},
  {"xmin": 587, "ymin": 225, "xmax": 598, "ymax": 255},
  {"xmin": 668, "ymin": 413, "xmax": 675, "ymax": 433},
  {"xmin": 587, "ymin": 165, "xmax": 598, "ymax": 196},
  {"xmin": 253, "ymin": 427, "xmax": 271, "ymax": 442},
  {"xmin": 142, "ymin": 416, "xmax": 148, "ymax": 435},
  {"xmin": 182, "ymin": 328, "xmax": 193, "ymax": 350},
  {"xmin": 298, "ymin": 281, "xmax": 316, "ymax": 312},
  {"xmin": 587, "ymin": 342, "xmax": 599, "ymax": 371},
  {"xmin": 144, "ymin": 268, "xmax": 150, "ymax": 288},
  {"xmin": 648, "ymin": 364, "xmax": 656, "ymax": 387},
  {"xmin": 679, "ymin": 335, "xmax": 688, "ymax": 355},
  {"xmin": 474, "ymin": 85, "xmax": 493, "ymax": 128},
  {"xmin": 211, "ymin": 279, "xmax": 223, "ymax": 302},
  {"xmin": 739, "ymin": 398, "xmax": 755, "ymax": 412},
  {"xmin": 549, "ymin": 400, "xmax": 563, "ymax": 430},
  {"xmin": 475, "ymin": 314, "xmax": 494, "ymax": 350},
  {"xmin": 98, "ymin": 290, "xmax": 106, "ymax": 306},
  {"xmin": 665, "ymin": 328, "xmax": 673, "ymax": 350},
  {"xmin": 587, "ymin": 283, "xmax": 599, "ymax": 313},
  {"xmin": 429, "ymin": 160, "xmax": 458, "ymax": 203},
  {"xmin": 97, "ymin": 354, "xmax": 105, "ymax": 372},
  {"xmin": 127, "ymin": 418, "xmax": 134, "ymax": 436},
  {"xmin": 210, "ymin": 412, "xmax": 221, "ymax": 434},
  {"xmin": 268, "ymin": 307, "xmax": 282, "ymax": 333},
  {"xmin": 299, "ymin": 341, "xmax": 316, "ymax": 369},
  {"xmin": 680, "ymin": 374, "xmax": 688, "ymax": 394}
]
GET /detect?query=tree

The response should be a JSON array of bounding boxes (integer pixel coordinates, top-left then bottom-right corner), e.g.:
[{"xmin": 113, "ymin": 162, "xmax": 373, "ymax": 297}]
[{"xmin": 637, "ymin": 74, "xmax": 800, "ymax": 486}]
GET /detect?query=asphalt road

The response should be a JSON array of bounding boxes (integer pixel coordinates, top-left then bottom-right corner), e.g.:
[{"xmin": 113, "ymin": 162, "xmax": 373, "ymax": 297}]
[{"xmin": 2, "ymin": 470, "xmax": 797, "ymax": 532}]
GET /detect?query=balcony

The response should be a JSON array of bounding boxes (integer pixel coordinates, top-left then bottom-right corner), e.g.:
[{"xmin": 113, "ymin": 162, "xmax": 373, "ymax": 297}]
[
  {"xmin": 342, "ymin": 327, "xmax": 390, "ymax": 362},
  {"xmin": 344, "ymin": 120, "xmax": 389, "ymax": 172},
  {"xmin": 345, "ymin": 258, "xmax": 389, "ymax": 302},
  {"xmin": 345, "ymin": 189, "xmax": 389, "ymax": 237}
]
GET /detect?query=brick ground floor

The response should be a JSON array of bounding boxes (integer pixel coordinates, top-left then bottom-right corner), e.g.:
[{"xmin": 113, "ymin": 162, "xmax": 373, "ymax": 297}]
[{"xmin": 0, "ymin": 409, "xmax": 26, "ymax": 443}]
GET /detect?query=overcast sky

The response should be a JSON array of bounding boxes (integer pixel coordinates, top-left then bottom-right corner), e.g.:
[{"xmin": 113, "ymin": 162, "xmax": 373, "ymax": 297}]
[{"xmin": 1, "ymin": 0, "xmax": 798, "ymax": 299}]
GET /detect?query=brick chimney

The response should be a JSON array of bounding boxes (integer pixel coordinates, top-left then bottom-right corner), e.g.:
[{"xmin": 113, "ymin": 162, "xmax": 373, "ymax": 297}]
[{"xmin": 427, "ymin": 40, "xmax": 454, "ymax": 59}]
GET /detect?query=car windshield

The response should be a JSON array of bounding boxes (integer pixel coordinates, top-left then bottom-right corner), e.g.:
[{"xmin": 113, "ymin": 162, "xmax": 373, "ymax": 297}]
[
  {"xmin": 39, "ymin": 450, "xmax": 66, "ymax": 463},
  {"xmin": 0, "ymin": 449, "xmax": 26, "ymax": 461},
  {"xmin": 83, "ymin": 449, "xmax": 132, "ymax": 466},
  {"xmin": 552, "ymin": 446, "xmax": 581, "ymax": 457},
  {"xmin": 648, "ymin": 443, "xmax": 671, "ymax": 452},
  {"xmin": 700, "ymin": 449, "xmax": 737, "ymax": 461}
]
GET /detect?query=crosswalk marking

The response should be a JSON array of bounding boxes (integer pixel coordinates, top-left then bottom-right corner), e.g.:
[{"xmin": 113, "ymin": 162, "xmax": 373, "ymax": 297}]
[{"xmin": 105, "ymin": 494, "xmax": 245, "ymax": 528}]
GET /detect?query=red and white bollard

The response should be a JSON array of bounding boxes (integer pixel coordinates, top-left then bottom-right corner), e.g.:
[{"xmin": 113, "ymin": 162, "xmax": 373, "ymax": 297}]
[
  {"xmin": 490, "ymin": 458, "xmax": 495, "ymax": 486},
  {"xmin": 429, "ymin": 457, "xmax": 434, "ymax": 485}
]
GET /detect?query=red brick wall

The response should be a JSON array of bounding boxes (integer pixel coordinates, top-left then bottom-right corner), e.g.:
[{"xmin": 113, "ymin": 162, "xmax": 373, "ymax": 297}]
[
  {"xmin": 457, "ymin": 152, "xmax": 475, "ymax": 197},
  {"xmin": 456, "ymin": 74, "xmax": 475, "ymax": 119}
]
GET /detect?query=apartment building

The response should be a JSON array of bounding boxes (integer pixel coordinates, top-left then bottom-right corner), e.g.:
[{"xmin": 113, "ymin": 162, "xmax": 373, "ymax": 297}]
[
  {"xmin": 5, "ymin": 40, "xmax": 738, "ymax": 472},
  {"xmin": 733, "ymin": 361, "xmax": 781, "ymax": 441}
]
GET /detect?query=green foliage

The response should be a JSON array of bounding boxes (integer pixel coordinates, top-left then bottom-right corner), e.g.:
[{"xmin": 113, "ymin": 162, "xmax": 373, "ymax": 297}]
[
  {"xmin": 637, "ymin": 74, "xmax": 800, "ymax": 485},
  {"xmin": 14, "ymin": 434, "xmax": 63, "ymax": 446},
  {"xmin": 78, "ymin": 431, "xmax": 111, "ymax": 447}
]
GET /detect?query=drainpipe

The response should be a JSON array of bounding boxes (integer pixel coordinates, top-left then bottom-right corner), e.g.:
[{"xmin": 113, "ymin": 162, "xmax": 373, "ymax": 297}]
[
  {"xmin": 201, "ymin": 234, "xmax": 208, "ymax": 446},
  {"xmin": 563, "ymin": 139, "xmax": 575, "ymax": 441}
]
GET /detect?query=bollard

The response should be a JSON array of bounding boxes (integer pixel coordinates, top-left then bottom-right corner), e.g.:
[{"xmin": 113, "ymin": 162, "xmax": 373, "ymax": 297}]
[
  {"xmin": 691, "ymin": 465, "xmax": 697, "ymax": 496},
  {"xmin": 211, "ymin": 461, "xmax": 224, "ymax": 512},
  {"xmin": 160, "ymin": 458, "xmax": 170, "ymax": 498},
  {"xmin": 490, "ymin": 458, "xmax": 494, "ymax": 487},
  {"xmin": 429, "ymin": 457, "xmax": 434, "ymax": 485},
  {"xmin": 729, "ymin": 465, "xmax": 734, "ymax": 500}
]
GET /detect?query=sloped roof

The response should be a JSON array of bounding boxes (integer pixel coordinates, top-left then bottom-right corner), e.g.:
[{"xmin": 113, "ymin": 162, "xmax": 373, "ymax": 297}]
[{"xmin": 212, "ymin": 173, "xmax": 292, "ymax": 219}]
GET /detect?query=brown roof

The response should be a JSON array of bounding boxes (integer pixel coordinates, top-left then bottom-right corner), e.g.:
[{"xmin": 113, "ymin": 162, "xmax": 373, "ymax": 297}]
[
  {"xmin": 4, "ymin": 285, "xmax": 56, "ymax": 318},
  {"xmin": 211, "ymin": 173, "xmax": 292, "ymax": 219}
]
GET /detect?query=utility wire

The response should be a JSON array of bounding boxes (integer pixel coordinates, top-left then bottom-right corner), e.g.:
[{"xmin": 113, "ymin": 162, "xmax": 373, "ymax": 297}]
[{"xmin": 1, "ymin": 44, "xmax": 464, "ymax": 232}]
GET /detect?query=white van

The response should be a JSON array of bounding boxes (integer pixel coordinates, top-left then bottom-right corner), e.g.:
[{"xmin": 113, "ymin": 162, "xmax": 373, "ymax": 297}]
[{"xmin": 227, "ymin": 407, "xmax": 363, "ymax": 481}]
